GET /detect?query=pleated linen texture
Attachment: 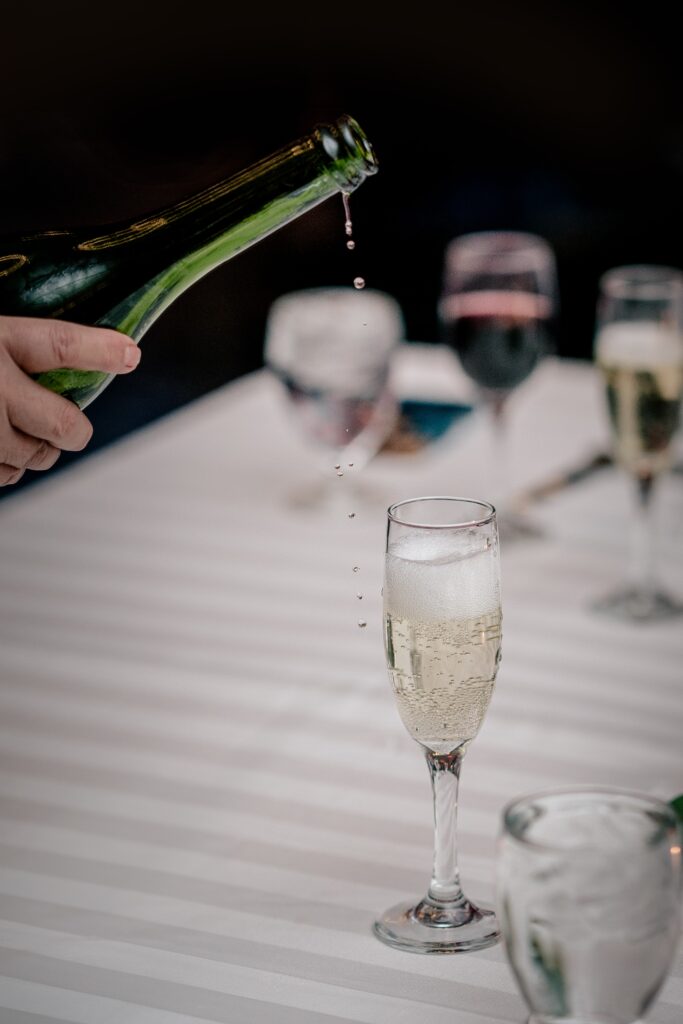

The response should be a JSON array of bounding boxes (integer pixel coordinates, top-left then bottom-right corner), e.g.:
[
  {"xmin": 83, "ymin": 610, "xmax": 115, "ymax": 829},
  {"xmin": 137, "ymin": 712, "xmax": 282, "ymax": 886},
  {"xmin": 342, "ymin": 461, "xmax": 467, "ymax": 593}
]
[{"xmin": 0, "ymin": 347, "xmax": 681, "ymax": 1024}]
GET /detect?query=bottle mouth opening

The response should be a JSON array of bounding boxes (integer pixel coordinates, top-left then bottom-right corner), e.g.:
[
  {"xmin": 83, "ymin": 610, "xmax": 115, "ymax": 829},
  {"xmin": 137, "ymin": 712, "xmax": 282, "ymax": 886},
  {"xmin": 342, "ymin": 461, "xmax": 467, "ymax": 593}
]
[{"xmin": 317, "ymin": 115, "xmax": 378, "ymax": 191}]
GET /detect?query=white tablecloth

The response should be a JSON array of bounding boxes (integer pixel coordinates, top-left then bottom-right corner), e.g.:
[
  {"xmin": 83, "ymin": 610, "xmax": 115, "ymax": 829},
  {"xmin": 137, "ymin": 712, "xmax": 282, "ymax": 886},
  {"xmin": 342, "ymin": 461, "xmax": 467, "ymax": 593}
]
[{"xmin": 0, "ymin": 345, "xmax": 681, "ymax": 1023}]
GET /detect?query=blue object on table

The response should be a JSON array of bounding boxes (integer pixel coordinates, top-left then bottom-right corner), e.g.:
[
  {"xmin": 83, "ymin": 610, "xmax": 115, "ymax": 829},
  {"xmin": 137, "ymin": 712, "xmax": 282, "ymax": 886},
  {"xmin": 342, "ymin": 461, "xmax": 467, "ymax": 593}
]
[{"xmin": 400, "ymin": 398, "xmax": 472, "ymax": 442}]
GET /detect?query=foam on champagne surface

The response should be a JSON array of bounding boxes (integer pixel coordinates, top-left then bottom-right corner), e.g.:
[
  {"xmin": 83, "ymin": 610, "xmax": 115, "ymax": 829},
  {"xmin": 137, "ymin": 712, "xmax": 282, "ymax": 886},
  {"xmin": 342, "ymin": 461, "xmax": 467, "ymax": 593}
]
[
  {"xmin": 385, "ymin": 531, "xmax": 500, "ymax": 622},
  {"xmin": 596, "ymin": 322, "xmax": 683, "ymax": 369}
]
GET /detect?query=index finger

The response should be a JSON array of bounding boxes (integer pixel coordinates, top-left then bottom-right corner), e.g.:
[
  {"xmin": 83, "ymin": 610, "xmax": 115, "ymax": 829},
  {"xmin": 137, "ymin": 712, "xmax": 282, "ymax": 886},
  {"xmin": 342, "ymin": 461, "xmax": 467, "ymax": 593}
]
[{"xmin": 0, "ymin": 316, "xmax": 141, "ymax": 375}]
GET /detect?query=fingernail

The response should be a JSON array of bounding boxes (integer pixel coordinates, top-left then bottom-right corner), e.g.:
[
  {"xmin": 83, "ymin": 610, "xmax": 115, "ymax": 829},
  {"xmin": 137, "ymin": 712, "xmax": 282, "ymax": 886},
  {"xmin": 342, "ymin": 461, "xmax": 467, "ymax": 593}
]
[{"xmin": 124, "ymin": 345, "xmax": 141, "ymax": 369}]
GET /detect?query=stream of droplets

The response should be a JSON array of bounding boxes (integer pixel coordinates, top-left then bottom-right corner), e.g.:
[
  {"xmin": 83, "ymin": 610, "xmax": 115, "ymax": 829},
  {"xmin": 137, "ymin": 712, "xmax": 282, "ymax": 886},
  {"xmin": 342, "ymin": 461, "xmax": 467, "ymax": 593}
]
[{"xmin": 341, "ymin": 192, "xmax": 367, "ymax": 628}]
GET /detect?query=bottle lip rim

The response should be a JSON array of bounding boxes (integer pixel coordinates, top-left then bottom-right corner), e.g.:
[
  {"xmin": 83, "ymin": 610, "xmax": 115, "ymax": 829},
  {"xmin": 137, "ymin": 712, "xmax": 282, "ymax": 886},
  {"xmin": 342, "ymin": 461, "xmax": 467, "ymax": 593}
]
[{"xmin": 317, "ymin": 115, "xmax": 378, "ymax": 189}]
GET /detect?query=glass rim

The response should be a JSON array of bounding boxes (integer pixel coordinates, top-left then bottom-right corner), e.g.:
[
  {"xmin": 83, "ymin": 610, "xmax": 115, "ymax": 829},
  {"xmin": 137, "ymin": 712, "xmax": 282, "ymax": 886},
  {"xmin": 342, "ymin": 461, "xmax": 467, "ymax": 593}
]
[
  {"xmin": 599, "ymin": 263, "xmax": 683, "ymax": 299},
  {"xmin": 447, "ymin": 229, "xmax": 552, "ymax": 253},
  {"xmin": 501, "ymin": 784, "xmax": 680, "ymax": 854},
  {"xmin": 445, "ymin": 230, "xmax": 554, "ymax": 267},
  {"xmin": 387, "ymin": 495, "xmax": 496, "ymax": 529}
]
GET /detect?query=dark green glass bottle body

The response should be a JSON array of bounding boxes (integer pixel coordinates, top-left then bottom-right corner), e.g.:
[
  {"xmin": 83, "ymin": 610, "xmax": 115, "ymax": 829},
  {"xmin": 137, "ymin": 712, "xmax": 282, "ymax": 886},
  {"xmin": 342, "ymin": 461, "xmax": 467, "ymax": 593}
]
[{"xmin": 0, "ymin": 115, "xmax": 377, "ymax": 408}]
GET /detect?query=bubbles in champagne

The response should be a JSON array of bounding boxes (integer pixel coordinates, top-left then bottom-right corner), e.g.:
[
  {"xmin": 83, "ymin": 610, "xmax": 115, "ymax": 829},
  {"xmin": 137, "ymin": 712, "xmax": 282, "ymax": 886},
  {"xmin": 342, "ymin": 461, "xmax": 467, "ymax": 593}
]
[
  {"xmin": 334, "ymin": 463, "xmax": 341, "ymax": 469},
  {"xmin": 346, "ymin": 239, "xmax": 355, "ymax": 250},
  {"xmin": 353, "ymin": 566, "xmax": 360, "ymax": 573},
  {"xmin": 353, "ymin": 277, "xmax": 365, "ymax": 290},
  {"xmin": 385, "ymin": 610, "xmax": 501, "ymax": 753},
  {"xmin": 348, "ymin": 512, "xmax": 356, "ymax": 519},
  {"xmin": 358, "ymin": 620, "xmax": 367, "ymax": 628},
  {"xmin": 356, "ymin": 592, "xmax": 363, "ymax": 600},
  {"xmin": 348, "ymin": 462, "xmax": 354, "ymax": 467},
  {"xmin": 336, "ymin": 470, "xmax": 344, "ymax": 477}
]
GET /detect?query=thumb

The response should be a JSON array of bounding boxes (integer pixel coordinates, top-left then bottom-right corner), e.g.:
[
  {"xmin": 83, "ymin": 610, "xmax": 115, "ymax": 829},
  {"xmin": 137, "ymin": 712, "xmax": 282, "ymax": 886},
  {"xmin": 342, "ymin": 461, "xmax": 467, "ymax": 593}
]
[{"xmin": 0, "ymin": 316, "xmax": 141, "ymax": 375}]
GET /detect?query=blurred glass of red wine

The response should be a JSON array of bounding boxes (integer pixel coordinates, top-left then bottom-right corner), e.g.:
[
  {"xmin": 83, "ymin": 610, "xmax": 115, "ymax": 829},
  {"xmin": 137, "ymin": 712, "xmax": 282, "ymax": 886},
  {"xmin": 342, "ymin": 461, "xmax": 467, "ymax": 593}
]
[{"xmin": 439, "ymin": 288, "xmax": 553, "ymax": 394}]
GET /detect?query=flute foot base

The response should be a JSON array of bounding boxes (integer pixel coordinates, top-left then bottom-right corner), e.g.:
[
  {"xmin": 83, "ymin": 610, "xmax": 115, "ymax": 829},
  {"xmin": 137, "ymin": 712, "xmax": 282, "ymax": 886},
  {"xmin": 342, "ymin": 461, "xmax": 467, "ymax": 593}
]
[{"xmin": 372, "ymin": 896, "xmax": 500, "ymax": 954}]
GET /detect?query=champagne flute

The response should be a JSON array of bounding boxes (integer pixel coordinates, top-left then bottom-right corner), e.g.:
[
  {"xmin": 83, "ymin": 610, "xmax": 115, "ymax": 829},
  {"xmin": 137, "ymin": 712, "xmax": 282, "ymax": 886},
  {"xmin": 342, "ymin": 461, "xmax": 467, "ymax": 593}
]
[
  {"xmin": 438, "ymin": 232, "xmax": 557, "ymax": 538},
  {"xmin": 593, "ymin": 265, "xmax": 683, "ymax": 621},
  {"xmin": 373, "ymin": 496, "xmax": 502, "ymax": 953}
]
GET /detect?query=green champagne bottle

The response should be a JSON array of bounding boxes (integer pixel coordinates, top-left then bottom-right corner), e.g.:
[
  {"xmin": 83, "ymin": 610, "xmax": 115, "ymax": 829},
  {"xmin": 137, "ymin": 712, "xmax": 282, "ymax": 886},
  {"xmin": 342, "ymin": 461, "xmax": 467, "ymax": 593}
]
[{"xmin": 0, "ymin": 115, "xmax": 377, "ymax": 408}]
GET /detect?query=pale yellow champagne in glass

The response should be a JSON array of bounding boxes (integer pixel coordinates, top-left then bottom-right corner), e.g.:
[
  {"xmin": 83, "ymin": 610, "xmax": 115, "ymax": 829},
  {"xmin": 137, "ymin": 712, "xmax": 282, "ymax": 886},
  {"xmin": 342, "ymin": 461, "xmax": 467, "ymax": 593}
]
[{"xmin": 596, "ymin": 320, "xmax": 683, "ymax": 478}]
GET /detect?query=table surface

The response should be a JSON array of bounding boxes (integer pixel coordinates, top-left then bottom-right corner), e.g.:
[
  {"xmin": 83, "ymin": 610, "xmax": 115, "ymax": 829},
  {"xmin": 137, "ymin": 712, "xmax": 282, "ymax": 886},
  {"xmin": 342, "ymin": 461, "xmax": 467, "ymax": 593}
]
[{"xmin": 0, "ymin": 345, "xmax": 682, "ymax": 1024}]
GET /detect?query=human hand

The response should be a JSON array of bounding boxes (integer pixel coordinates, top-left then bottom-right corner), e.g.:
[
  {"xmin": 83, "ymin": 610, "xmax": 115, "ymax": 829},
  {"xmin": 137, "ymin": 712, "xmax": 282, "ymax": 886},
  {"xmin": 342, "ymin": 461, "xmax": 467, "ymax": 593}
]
[{"xmin": 0, "ymin": 316, "xmax": 141, "ymax": 486}]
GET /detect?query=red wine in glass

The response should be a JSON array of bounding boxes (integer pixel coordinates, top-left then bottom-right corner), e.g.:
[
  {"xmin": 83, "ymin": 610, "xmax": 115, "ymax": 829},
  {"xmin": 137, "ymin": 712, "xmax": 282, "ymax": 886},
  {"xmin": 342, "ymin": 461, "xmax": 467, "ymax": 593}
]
[{"xmin": 439, "ymin": 289, "xmax": 553, "ymax": 395}]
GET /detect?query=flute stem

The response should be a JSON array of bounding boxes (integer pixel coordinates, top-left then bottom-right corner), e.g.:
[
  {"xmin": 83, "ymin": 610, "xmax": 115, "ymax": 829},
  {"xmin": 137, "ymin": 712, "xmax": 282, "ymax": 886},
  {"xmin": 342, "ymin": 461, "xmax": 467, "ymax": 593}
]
[
  {"xmin": 629, "ymin": 472, "xmax": 655, "ymax": 599},
  {"xmin": 426, "ymin": 749, "xmax": 465, "ymax": 905}
]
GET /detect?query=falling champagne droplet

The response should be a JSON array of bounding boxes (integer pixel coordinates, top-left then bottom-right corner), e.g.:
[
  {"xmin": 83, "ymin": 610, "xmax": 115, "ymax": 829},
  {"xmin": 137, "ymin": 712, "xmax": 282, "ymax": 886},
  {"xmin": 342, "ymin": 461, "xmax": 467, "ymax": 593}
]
[
  {"xmin": 356, "ymin": 593, "xmax": 363, "ymax": 600},
  {"xmin": 334, "ymin": 463, "xmax": 341, "ymax": 469},
  {"xmin": 353, "ymin": 566, "xmax": 360, "ymax": 573},
  {"xmin": 348, "ymin": 462, "xmax": 354, "ymax": 467},
  {"xmin": 336, "ymin": 471, "xmax": 344, "ymax": 477},
  {"xmin": 342, "ymin": 192, "xmax": 353, "ymax": 236},
  {"xmin": 353, "ymin": 277, "xmax": 365, "ymax": 290},
  {"xmin": 358, "ymin": 620, "xmax": 367, "ymax": 628},
  {"xmin": 348, "ymin": 512, "xmax": 356, "ymax": 519}
]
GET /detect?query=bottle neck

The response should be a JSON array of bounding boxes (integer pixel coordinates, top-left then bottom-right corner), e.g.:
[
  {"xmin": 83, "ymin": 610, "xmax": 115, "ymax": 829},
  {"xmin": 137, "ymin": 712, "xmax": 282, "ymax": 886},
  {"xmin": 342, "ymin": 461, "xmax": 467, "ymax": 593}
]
[
  {"xmin": 93, "ymin": 117, "xmax": 377, "ymax": 339},
  {"xmin": 0, "ymin": 116, "xmax": 377, "ymax": 335}
]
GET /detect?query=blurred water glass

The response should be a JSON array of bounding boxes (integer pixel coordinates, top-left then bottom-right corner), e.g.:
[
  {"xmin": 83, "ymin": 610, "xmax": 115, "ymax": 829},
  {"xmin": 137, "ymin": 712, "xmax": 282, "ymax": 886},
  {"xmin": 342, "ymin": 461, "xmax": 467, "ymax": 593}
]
[
  {"xmin": 264, "ymin": 286, "xmax": 404, "ymax": 506},
  {"xmin": 497, "ymin": 787, "xmax": 682, "ymax": 1024}
]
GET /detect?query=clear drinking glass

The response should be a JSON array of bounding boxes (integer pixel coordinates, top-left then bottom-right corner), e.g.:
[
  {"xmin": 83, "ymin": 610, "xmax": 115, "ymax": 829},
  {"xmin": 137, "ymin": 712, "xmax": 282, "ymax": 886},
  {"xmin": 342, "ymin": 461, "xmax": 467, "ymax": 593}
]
[
  {"xmin": 593, "ymin": 265, "xmax": 683, "ymax": 621},
  {"xmin": 373, "ymin": 496, "xmax": 502, "ymax": 953},
  {"xmin": 497, "ymin": 787, "xmax": 683, "ymax": 1024},
  {"xmin": 438, "ymin": 231, "xmax": 557, "ymax": 539},
  {"xmin": 264, "ymin": 286, "xmax": 404, "ymax": 507}
]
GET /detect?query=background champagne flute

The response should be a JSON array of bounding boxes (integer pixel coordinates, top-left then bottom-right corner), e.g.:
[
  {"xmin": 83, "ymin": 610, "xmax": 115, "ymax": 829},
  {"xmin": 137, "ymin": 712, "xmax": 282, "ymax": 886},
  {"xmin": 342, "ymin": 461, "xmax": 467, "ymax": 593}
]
[
  {"xmin": 593, "ymin": 265, "xmax": 683, "ymax": 621},
  {"xmin": 374, "ymin": 496, "xmax": 502, "ymax": 954},
  {"xmin": 438, "ymin": 232, "xmax": 557, "ymax": 538}
]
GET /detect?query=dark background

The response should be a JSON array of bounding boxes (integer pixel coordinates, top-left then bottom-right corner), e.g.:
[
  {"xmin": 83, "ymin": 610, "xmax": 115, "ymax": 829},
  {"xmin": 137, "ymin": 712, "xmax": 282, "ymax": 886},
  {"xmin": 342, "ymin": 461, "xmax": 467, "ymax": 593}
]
[{"xmin": 2, "ymin": 1, "xmax": 681, "ymax": 493}]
